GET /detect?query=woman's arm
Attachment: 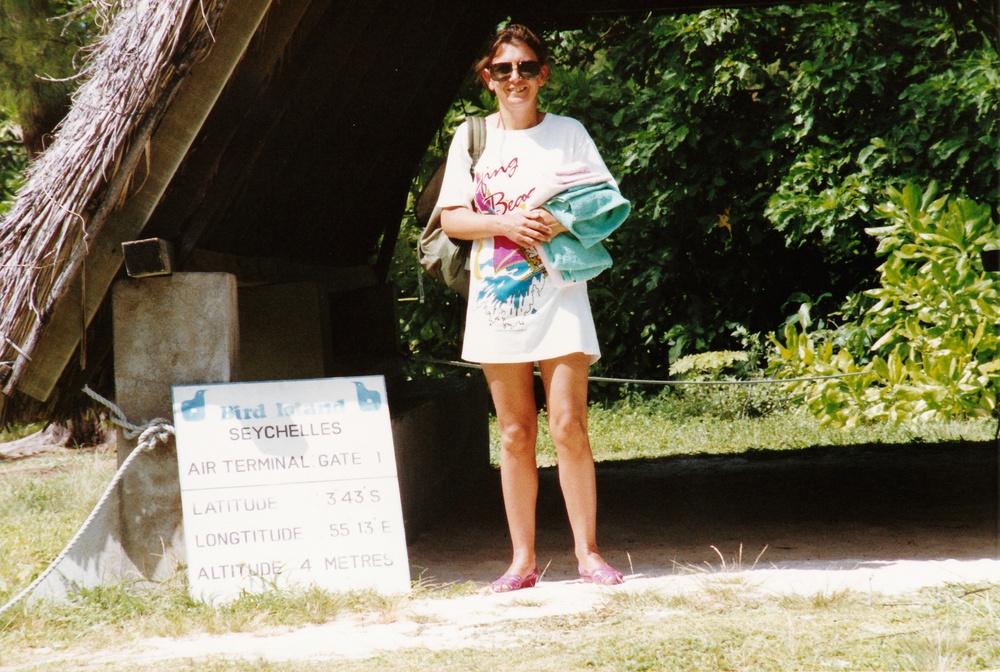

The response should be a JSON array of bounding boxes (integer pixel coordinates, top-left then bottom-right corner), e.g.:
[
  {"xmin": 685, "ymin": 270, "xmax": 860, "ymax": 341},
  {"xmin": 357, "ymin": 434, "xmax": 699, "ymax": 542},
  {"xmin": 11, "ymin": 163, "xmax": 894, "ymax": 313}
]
[{"xmin": 440, "ymin": 206, "xmax": 564, "ymax": 248}]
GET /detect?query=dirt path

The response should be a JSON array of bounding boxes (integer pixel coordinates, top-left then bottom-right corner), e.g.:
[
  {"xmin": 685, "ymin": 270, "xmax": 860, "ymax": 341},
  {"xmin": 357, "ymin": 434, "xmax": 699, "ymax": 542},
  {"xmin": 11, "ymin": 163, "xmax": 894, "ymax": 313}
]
[
  {"xmin": 12, "ymin": 440, "xmax": 1000, "ymax": 669},
  {"xmin": 82, "ymin": 557, "xmax": 999, "ymax": 668},
  {"xmin": 409, "ymin": 440, "xmax": 997, "ymax": 583}
]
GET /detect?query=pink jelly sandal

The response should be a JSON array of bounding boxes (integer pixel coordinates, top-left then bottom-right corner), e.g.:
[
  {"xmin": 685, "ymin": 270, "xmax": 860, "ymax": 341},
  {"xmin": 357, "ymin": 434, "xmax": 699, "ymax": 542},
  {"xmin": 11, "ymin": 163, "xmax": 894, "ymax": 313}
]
[
  {"xmin": 578, "ymin": 564, "xmax": 624, "ymax": 586},
  {"xmin": 490, "ymin": 567, "xmax": 540, "ymax": 593}
]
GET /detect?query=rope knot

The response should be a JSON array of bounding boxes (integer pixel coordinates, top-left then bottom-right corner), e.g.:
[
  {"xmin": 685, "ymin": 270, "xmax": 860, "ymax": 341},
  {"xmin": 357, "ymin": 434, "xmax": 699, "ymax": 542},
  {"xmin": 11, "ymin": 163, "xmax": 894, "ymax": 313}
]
[
  {"xmin": 135, "ymin": 419, "xmax": 175, "ymax": 452},
  {"xmin": 83, "ymin": 386, "xmax": 175, "ymax": 449}
]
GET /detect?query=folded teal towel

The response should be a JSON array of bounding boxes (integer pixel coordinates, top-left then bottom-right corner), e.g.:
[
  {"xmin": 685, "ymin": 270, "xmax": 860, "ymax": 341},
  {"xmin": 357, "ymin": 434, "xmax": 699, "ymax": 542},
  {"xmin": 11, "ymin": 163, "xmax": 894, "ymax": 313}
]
[{"xmin": 537, "ymin": 184, "xmax": 631, "ymax": 283}]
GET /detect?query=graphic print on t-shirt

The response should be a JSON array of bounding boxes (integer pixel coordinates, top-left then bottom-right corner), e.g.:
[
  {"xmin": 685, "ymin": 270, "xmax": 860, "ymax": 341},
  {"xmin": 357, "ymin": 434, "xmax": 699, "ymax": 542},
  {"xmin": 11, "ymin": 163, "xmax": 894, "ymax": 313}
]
[{"xmin": 472, "ymin": 164, "xmax": 546, "ymax": 330}]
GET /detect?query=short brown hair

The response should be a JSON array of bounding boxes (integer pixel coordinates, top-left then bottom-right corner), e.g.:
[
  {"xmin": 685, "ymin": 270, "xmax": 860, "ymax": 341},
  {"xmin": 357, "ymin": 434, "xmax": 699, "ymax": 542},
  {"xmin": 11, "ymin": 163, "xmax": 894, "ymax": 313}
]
[{"xmin": 474, "ymin": 24, "xmax": 549, "ymax": 81}]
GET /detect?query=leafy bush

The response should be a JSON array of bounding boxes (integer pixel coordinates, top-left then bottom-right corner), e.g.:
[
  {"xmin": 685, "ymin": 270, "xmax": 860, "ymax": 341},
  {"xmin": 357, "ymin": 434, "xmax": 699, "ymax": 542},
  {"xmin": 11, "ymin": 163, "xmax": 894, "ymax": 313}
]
[
  {"xmin": 657, "ymin": 382, "xmax": 792, "ymax": 422},
  {"xmin": 649, "ymin": 346, "xmax": 791, "ymax": 420},
  {"xmin": 552, "ymin": 4, "xmax": 997, "ymax": 380},
  {"xmin": 769, "ymin": 184, "xmax": 998, "ymax": 427},
  {"xmin": 670, "ymin": 350, "xmax": 749, "ymax": 380}
]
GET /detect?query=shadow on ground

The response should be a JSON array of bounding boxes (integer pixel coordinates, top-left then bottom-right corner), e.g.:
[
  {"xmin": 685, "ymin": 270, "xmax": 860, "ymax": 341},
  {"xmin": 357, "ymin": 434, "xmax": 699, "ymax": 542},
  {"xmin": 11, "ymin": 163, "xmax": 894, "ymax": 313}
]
[{"xmin": 406, "ymin": 440, "xmax": 999, "ymax": 584}]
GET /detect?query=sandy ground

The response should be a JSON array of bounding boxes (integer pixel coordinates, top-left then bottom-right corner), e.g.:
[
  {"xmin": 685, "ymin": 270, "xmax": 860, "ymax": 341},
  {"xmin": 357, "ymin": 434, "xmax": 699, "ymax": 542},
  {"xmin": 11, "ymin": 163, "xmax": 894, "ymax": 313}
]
[
  {"xmin": 78, "ymin": 558, "xmax": 999, "ymax": 669},
  {"xmin": 9, "ymin": 440, "xmax": 1000, "ymax": 668}
]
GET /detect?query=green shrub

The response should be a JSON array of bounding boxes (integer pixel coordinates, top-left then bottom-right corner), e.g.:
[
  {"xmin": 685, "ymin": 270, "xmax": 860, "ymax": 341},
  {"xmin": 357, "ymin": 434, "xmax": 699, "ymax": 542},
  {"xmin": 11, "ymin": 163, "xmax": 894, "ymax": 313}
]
[
  {"xmin": 769, "ymin": 183, "xmax": 998, "ymax": 427},
  {"xmin": 655, "ymin": 346, "xmax": 792, "ymax": 420}
]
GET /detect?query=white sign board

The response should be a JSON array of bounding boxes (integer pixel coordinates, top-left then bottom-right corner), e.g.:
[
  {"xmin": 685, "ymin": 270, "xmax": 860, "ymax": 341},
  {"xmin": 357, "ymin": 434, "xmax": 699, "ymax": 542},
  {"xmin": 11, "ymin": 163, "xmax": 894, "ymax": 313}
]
[{"xmin": 171, "ymin": 376, "xmax": 410, "ymax": 602}]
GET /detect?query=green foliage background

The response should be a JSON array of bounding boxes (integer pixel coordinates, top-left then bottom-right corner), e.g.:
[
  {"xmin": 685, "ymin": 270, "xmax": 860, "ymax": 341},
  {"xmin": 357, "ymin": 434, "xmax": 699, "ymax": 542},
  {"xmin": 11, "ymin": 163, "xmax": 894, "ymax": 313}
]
[
  {"xmin": 393, "ymin": 2, "xmax": 998, "ymax": 408},
  {"xmin": 0, "ymin": 0, "xmax": 103, "ymax": 157},
  {"xmin": 0, "ymin": 0, "xmax": 107, "ymax": 212}
]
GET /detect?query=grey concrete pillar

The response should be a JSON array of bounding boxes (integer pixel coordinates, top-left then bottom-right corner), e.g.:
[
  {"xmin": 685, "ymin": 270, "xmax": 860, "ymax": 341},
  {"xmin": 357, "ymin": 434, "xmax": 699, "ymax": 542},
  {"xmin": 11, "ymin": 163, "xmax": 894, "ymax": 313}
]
[{"xmin": 112, "ymin": 273, "xmax": 239, "ymax": 580}]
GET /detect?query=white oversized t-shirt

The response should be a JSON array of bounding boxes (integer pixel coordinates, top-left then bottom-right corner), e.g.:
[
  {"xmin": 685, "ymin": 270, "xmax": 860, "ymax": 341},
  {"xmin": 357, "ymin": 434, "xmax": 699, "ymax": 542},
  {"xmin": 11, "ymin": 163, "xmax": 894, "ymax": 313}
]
[{"xmin": 435, "ymin": 113, "xmax": 613, "ymax": 364}]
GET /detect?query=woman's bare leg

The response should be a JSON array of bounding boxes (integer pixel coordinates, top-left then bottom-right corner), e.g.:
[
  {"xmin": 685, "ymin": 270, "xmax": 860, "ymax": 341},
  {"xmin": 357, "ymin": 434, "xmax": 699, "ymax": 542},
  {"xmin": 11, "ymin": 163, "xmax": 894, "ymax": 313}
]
[
  {"xmin": 482, "ymin": 361, "xmax": 539, "ymax": 579},
  {"xmin": 538, "ymin": 353, "xmax": 612, "ymax": 574}
]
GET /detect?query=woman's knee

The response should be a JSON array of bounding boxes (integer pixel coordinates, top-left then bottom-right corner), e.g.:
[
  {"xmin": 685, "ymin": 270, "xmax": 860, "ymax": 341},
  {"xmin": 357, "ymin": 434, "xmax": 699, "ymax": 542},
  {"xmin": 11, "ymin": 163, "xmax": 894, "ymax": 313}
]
[
  {"xmin": 499, "ymin": 420, "xmax": 537, "ymax": 454},
  {"xmin": 547, "ymin": 413, "xmax": 589, "ymax": 454}
]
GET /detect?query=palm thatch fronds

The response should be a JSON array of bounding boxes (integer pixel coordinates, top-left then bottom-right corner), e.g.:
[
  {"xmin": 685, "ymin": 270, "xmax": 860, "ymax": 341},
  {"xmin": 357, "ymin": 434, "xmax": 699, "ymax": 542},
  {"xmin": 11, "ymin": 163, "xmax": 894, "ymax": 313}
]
[{"xmin": 0, "ymin": 0, "xmax": 228, "ymax": 414}]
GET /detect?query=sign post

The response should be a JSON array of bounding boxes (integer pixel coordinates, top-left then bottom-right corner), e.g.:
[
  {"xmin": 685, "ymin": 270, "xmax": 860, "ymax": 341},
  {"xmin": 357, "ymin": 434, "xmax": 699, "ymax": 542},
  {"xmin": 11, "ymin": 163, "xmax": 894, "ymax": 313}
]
[{"xmin": 171, "ymin": 376, "xmax": 409, "ymax": 602}]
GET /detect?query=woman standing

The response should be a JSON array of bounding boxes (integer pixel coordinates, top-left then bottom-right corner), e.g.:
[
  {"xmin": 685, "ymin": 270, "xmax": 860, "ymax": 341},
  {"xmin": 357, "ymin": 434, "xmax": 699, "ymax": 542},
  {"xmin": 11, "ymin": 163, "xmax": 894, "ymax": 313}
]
[{"xmin": 436, "ymin": 24, "xmax": 626, "ymax": 591}]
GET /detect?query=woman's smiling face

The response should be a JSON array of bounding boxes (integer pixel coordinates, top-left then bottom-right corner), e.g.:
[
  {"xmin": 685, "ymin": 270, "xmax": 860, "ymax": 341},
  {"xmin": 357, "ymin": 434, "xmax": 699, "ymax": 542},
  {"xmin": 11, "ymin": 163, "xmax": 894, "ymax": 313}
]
[{"xmin": 484, "ymin": 41, "xmax": 549, "ymax": 115}]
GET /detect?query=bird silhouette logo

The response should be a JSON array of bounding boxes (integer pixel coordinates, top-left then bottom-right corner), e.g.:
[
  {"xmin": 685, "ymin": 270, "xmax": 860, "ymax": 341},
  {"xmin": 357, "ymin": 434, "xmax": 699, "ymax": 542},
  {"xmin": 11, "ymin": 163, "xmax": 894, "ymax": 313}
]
[
  {"xmin": 180, "ymin": 390, "xmax": 207, "ymax": 422},
  {"xmin": 353, "ymin": 381, "xmax": 381, "ymax": 412}
]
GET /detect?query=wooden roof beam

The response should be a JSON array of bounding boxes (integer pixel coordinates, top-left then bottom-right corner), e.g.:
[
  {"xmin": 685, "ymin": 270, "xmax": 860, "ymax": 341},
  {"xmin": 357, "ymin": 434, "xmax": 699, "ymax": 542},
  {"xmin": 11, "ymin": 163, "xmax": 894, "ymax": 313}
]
[{"xmin": 14, "ymin": 0, "xmax": 274, "ymax": 402}]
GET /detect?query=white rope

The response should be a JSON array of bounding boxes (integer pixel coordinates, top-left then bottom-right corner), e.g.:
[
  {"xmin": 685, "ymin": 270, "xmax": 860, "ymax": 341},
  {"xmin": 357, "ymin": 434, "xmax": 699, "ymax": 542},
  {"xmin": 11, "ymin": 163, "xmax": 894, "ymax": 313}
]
[
  {"xmin": 417, "ymin": 357, "xmax": 999, "ymax": 434},
  {"xmin": 415, "ymin": 357, "xmax": 867, "ymax": 386},
  {"xmin": 0, "ymin": 386, "xmax": 174, "ymax": 621}
]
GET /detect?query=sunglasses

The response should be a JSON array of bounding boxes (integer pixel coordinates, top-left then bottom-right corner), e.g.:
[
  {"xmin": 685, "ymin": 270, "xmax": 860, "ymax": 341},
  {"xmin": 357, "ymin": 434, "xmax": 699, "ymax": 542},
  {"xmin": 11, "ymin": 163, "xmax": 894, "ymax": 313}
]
[{"xmin": 488, "ymin": 60, "xmax": 542, "ymax": 82}]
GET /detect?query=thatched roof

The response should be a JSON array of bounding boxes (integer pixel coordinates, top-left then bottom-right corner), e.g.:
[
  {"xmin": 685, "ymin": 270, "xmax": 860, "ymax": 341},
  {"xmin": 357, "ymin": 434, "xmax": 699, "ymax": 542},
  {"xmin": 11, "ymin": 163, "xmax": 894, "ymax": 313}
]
[
  {"xmin": 0, "ymin": 0, "xmax": 230, "ymax": 423},
  {"xmin": 0, "ymin": 0, "xmax": 817, "ymax": 426}
]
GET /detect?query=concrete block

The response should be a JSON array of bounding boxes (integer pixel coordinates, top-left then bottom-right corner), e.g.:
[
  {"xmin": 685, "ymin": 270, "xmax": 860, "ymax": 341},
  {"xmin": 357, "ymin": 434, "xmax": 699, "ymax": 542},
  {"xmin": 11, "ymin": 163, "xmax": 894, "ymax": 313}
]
[{"xmin": 112, "ymin": 273, "xmax": 239, "ymax": 580}]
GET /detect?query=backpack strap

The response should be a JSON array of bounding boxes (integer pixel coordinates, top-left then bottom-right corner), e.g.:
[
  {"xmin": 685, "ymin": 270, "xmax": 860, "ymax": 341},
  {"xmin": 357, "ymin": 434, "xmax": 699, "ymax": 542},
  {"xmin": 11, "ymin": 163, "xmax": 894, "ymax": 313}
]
[{"xmin": 467, "ymin": 115, "xmax": 486, "ymax": 175}]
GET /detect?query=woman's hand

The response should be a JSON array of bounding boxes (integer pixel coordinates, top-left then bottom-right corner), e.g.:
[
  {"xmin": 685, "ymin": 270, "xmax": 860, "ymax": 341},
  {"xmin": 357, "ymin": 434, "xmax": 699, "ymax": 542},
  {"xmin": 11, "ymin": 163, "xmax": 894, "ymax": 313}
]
[
  {"xmin": 499, "ymin": 210, "xmax": 551, "ymax": 247},
  {"xmin": 500, "ymin": 208, "xmax": 566, "ymax": 247},
  {"xmin": 532, "ymin": 208, "xmax": 568, "ymax": 237},
  {"xmin": 441, "ymin": 206, "xmax": 566, "ymax": 247}
]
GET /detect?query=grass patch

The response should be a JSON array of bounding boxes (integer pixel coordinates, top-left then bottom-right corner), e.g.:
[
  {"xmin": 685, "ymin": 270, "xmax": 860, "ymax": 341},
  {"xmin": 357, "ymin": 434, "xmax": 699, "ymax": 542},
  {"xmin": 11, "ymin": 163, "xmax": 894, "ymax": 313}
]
[
  {"xmin": 170, "ymin": 582, "xmax": 995, "ymax": 672},
  {"xmin": 0, "ymin": 423, "xmax": 45, "ymax": 443},
  {"xmin": 0, "ymin": 446, "xmax": 117, "ymax": 597},
  {"xmin": 410, "ymin": 574, "xmax": 482, "ymax": 600},
  {"xmin": 489, "ymin": 394, "xmax": 994, "ymax": 467},
  {"xmin": 0, "ymin": 573, "xmax": 405, "ymax": 667}
]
